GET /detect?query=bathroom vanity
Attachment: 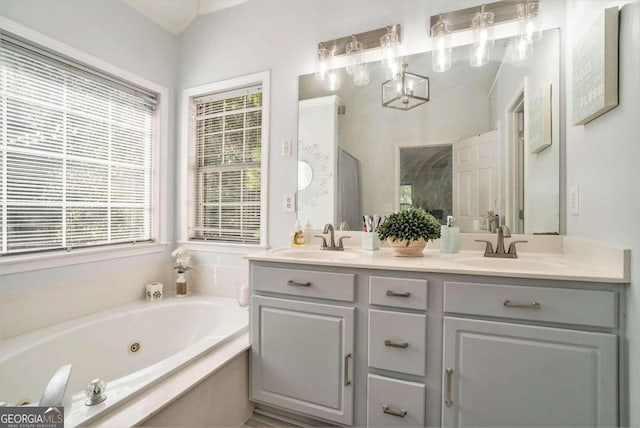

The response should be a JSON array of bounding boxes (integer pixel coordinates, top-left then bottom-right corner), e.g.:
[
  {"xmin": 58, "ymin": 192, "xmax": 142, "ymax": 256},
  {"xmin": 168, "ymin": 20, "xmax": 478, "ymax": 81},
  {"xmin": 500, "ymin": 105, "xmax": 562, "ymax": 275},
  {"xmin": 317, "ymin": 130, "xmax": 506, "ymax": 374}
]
[{"xmin": 246, "ymin": 240, "xmax": 628, "ymax": 427}]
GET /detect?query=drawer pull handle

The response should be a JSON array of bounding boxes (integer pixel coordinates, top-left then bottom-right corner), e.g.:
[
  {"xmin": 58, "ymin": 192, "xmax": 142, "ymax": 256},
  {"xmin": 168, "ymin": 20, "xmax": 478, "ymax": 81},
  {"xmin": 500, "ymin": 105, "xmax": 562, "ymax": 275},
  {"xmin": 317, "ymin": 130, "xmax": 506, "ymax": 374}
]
[
  {"xmin": 503, "ymin": 299, "xmax": 541, "ymax": 310},
  {"xmin": 382, "ymin": 405, "xmax": 407, "ymax": 418},
  {"xmin": 386, "ymin": 290, "xmax": 410, "ymax": 297},
  {"xmin": 384, "ymin": 339, "xmax": 409, "ymax": 348},
  {"xmin": 344, "ymin": 353, "xmax": 352, "ymax": 386},
  {"xmin": 287, "ymin": 280, "xmax": 311, "ymax": 287},
  {"xmin": 445, "ymin": 368, "xmax": 453, "ymax": 407}
]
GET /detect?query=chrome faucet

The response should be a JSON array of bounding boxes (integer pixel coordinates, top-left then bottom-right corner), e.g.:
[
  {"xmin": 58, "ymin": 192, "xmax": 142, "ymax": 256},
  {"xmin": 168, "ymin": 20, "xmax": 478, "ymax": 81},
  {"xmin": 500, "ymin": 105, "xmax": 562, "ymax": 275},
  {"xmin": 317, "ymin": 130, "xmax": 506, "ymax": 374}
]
[
  {"xmin": 39, "ymin": 364, "xmax": 72, "ymax": 407},
  {"xmin": 476, "ymin": 225, "xmax": 528, "ymax": 258},
  {"xmin": 315, "ymin": 223, "xmax": 351, "ymax": 251}
]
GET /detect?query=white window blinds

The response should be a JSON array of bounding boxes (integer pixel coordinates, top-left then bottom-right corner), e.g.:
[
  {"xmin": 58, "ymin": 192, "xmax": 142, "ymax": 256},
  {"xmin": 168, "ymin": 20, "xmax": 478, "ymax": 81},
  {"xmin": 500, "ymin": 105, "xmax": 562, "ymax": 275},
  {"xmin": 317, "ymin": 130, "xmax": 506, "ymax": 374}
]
[
  {"xmin": 190, "ymin": 85, "xmax": 262, "ymax": 244},
  {"xmin": 0, "ymin": 33, "xmax": 156, "ymax": 256}
]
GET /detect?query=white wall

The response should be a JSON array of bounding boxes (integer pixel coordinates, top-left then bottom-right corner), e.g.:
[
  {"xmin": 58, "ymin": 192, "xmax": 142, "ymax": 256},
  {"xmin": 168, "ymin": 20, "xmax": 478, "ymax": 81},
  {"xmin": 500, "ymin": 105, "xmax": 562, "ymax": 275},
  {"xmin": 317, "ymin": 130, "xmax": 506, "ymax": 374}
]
[
  {"xmin": 0, "ymin": 0, "xmax": 179, "ymax": 339},
  {"xmin": 564, "ymin": 1, "xmax": 639, "ymax": 425}
]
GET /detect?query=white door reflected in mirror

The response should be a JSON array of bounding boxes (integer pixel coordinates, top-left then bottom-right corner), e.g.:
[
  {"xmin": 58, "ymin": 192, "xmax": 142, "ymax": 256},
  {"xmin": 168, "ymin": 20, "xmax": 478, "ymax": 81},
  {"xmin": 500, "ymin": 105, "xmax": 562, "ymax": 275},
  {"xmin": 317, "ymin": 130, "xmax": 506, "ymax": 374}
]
[{"xmin": 298, "ymin": 160, "xmax": 313, "ymax": 191}]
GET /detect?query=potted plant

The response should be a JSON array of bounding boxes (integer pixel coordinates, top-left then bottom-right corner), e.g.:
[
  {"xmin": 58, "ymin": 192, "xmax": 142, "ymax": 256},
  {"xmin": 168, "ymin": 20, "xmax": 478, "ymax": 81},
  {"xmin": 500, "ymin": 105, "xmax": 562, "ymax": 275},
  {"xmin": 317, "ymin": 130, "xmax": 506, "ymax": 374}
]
[
  {"xmin": 172, "ymin": 246, "xmax": 192, "ymax": 297},
  {"xmin": 377, "ymin": 207, "xmax": 441, "ymax": 257}
]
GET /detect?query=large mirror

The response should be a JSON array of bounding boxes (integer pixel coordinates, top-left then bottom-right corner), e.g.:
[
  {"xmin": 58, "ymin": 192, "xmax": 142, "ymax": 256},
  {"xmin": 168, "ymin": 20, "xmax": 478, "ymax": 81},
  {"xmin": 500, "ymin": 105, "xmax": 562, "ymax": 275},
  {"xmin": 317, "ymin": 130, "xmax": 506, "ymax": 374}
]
[{"xmin": 297, "ymin": 29, "xmax": 560, "ymax": 234}]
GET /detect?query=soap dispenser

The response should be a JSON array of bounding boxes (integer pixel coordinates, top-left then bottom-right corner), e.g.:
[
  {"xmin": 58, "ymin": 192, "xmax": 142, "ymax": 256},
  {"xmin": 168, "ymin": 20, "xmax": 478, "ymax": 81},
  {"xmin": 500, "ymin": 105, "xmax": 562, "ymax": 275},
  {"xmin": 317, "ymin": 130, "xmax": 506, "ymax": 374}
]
[
  {"xmin": 440, "ymin": 216, "xmax": 460, "ymax": 254},
  {"xmin": 291, "ymin": 219, "xmax": 305, "ymax": 247}
]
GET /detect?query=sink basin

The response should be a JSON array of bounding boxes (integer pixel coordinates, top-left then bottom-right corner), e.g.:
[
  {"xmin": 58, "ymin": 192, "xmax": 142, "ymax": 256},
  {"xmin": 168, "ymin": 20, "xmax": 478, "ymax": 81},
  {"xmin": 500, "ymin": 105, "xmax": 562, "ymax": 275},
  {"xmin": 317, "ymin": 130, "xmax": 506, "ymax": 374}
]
[
  {"xmin": 455, "ymin": 257, "xmax": 564, "ymax": 271},
  {"xmin": 273, "ymin": 248, "xmax": 361, "ymax": 262}
]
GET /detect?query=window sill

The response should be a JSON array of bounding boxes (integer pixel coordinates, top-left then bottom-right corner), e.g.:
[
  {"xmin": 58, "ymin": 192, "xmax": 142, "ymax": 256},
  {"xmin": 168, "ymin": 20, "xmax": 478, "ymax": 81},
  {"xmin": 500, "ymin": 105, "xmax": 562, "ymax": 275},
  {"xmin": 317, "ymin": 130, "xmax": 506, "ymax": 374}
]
[
  {"xmin": 178, "ymin": 240, "xmax": 269, "ymax": 255},
  {"xmin": 1, "ymin": 242, "xmax": 170, "ymax": 275}
]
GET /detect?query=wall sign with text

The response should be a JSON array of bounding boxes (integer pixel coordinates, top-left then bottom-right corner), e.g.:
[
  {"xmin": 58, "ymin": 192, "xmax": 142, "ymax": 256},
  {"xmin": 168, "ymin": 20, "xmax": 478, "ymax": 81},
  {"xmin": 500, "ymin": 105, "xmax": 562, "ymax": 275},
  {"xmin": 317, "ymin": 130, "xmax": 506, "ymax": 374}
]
[{"xmin": 572, "ymin": 6, "xmax": 619, "ymax": 126}]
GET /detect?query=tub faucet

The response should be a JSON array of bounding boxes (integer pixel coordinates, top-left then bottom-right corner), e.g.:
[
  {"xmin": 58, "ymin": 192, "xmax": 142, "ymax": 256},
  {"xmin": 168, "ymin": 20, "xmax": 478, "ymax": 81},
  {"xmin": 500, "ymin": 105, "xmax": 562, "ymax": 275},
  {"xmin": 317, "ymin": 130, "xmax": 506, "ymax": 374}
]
[
  {"xmin": 314, "ymin": 223, "xmax": 350, "ymax": 251},
  {"xmin": 476, "ymin": 225, "xmax": 528, "ymax": 258},
  {"xmin": 39, "ymin": 364, "xmax": 72, "ymax": 407}
]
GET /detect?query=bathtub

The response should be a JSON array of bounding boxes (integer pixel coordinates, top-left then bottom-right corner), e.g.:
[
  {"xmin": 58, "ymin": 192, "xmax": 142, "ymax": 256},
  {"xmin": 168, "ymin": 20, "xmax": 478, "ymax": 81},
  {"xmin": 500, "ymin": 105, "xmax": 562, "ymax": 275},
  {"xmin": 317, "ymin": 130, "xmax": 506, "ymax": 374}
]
[{"xmin": 0, "ymin": 295, "xmax": 248, "ymax": 426}]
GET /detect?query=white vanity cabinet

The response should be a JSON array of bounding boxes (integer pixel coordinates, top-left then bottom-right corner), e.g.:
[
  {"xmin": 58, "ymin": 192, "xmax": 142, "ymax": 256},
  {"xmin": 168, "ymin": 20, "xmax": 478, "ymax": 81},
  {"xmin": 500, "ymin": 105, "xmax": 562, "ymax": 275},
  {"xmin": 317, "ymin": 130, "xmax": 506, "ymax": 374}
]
[
  {"xmin": 250, "ymin": 267, "xmax": 356, "ymax": 425},
  {"xmin": 442, "ymin": 281, "xmax": 619, "ymax": 428},
  {"xmin": 248, "ymin": 260, "xmax": 626, "ymax": 428}
]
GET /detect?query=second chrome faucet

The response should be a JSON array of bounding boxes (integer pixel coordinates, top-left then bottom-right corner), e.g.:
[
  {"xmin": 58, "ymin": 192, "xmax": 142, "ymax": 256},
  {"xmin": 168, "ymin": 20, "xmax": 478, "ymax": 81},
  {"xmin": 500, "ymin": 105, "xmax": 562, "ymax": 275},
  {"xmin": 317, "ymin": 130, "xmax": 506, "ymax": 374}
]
[{"xmin": 315, "ymin": 223, "xmax": 351, "ymax": 251}]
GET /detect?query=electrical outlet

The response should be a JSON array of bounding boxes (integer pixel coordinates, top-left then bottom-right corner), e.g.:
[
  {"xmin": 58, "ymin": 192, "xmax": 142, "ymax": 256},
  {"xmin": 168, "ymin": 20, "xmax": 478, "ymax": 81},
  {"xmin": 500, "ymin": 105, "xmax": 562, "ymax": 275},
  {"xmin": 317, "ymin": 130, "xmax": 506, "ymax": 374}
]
[
  {"xmin": 383, "ymin": 202, "xmax": 393, "ymax": 214},
  {"xmin": 283, "ymin": 193, "xmax": 296, "ymax": 213},
  {"xmin": 569, "ymin": 185, "xmax": 579, "ymax": 216}
]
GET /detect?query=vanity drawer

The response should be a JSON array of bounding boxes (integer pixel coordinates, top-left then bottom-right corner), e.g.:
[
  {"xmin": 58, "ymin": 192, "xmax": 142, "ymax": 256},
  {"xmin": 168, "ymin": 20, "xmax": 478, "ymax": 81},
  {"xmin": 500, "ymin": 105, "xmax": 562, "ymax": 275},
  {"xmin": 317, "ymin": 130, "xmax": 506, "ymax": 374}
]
[
  {"xmin": 369, "ymin": 276, "xmax": 427, "ymax": 310},
  {"xmin": 368, "ymin": 310, "xmax": 426, "ymax": 376},
  {"xmin": 444, "ymin": 282, "xmax": 617, "ymax": 328},
  {"xmin": 251, "ymin": 266, "xmax": 355, "ymax": 302},
  {"xmin": 367, "ymin": 374, "xmax": 425, "ymax": 428}
]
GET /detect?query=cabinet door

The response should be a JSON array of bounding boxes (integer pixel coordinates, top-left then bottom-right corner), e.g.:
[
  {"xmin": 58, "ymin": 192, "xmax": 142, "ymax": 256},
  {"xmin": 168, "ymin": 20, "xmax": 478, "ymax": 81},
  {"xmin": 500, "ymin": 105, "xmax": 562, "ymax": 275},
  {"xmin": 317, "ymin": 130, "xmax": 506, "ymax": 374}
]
[
  {"xmin": 251, "ymin": 295, "xmax": 355, "ymax": 425},
  {"xmin": 442, "ymin": 317, "xmax": 617, "ymax": 428}
]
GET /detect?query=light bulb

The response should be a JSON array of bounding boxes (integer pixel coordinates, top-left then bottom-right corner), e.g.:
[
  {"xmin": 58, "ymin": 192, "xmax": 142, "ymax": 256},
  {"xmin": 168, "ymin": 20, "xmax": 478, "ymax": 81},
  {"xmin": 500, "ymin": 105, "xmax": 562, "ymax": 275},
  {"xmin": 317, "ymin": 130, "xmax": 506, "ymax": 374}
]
[
  {"xmin": 519, "ymin": 1, "xmax": 542, "ymax": 44},
  {"xmin": 470, "ymin": 6, "xmax": 494, "ymax": 67},
  {"xmin": 353, "ymin": 64, "xmax": 370, "ymax": 86},
  {"xmin": 325, "ymin": 70, "xmax": 340, "ymax": 91},
  {"xmin": 345, "ymin": 35, "xmax": 364, "ymax": 76},
  {"xmin": 431, "ymin": 15, "xmax": 452, "ymax": 73},
  {"xmin": 315, "ymin": 44, "xmax": 331, "ymax": 81},
  {"xmin": 511, "ymin": 34, "xmax": 532, "ymax": 61},
  {"xmin": 380, "ymin": 27, "xmax": 400, "ymax": 76}
]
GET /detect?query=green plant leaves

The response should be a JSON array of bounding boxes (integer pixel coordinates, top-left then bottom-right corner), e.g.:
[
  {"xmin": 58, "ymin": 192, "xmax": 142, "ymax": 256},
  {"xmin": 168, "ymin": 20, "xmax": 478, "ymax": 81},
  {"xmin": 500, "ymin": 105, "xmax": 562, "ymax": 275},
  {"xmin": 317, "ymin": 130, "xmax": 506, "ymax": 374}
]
[{"xmin": 376, "ymin": 207, "xmax": 441, "ymax": 244}]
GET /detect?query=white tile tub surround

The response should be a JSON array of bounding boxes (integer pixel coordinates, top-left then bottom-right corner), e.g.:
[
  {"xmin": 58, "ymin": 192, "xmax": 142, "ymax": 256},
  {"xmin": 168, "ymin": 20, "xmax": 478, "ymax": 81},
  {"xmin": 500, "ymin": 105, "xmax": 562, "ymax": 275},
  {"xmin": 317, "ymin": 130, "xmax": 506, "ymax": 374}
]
[
  {"xmin": 0, "ymin": 251, "xmax": 174, "ymax": 340},
  {"xmin": 186, "ymin": 249, "xmax": 250, "ymax": 297},
  {"xmin": 0, "ymin": 296, "xmax": 248, "ymax": 427}
]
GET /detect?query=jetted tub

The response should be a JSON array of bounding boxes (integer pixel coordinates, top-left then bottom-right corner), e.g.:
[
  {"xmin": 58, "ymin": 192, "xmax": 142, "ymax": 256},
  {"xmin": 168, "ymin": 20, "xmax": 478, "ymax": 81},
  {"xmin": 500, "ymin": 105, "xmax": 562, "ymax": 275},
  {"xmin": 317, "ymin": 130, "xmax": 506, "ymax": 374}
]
[{"xmin": 0, "ymin": 295, "xmax": 248, "ymax": 426}]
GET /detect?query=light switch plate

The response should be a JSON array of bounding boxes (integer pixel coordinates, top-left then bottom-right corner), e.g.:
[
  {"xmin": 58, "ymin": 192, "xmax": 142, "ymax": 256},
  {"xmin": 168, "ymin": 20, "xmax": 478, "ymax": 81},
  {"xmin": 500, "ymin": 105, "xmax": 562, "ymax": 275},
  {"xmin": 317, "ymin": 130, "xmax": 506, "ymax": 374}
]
[
  {"xmin": 569, "ymin": 185, "xmax": 580, "ymax": 216},
  {"xmin": 281, "ymin": 139, "xmax": 291, "ymax": 157},
  {"xmin": 283, "ymin": 193, "xmax": 296, "ymax": 213}
]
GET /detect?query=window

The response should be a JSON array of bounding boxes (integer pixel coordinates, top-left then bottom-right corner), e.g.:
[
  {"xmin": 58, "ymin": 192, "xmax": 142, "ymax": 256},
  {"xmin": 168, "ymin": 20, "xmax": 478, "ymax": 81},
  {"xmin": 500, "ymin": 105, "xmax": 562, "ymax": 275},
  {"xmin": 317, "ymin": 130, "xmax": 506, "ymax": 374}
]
[
  {"xmin": 189, "ymin": 83, "xmax": 266, "ymax": 245},
  {"xmin": 0, "ymin": 33, "xmax": 157, "ymax": 256}
]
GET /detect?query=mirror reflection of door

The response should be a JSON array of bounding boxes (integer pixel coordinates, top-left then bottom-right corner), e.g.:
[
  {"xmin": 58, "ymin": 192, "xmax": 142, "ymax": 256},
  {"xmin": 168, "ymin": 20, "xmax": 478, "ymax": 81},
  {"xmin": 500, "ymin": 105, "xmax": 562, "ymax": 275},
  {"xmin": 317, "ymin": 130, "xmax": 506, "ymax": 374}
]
[
  {"xmin": 452, "ymin": 130, "xmax": 499, "ymax": 232},
  {"xmin": 399, "ymin": 145, "xmax": 453, "ymax": 224}
]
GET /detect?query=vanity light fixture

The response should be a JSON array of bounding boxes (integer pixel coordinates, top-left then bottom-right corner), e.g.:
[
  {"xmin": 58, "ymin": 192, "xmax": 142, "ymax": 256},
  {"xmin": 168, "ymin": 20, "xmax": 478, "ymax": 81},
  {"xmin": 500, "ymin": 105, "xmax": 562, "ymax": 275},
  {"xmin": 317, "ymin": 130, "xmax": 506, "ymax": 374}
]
[
  {"xmin": 381, "ymin": 63, "xmax": 429, "ymax": 111},
  {"xmin": 429, "ymin": 1, "xmax": 544, "ymax": 67},
  {"xmin": 380, "ymin": 26, "xmax": 401, "ymax": 78},
  {"xmin": 431, "ymin": 15, "xmax": 453, "ymax": 73},
  {"xmin": 315, "ymin": 24, "xmax": 401, "ymax": 88},
  {"xmin": 346, "ymin": 35, "xmax": 369, "ymax": 86},
  {"xmin": 470, "ymin": 4, "xmax": 495, "ymax": 67}
]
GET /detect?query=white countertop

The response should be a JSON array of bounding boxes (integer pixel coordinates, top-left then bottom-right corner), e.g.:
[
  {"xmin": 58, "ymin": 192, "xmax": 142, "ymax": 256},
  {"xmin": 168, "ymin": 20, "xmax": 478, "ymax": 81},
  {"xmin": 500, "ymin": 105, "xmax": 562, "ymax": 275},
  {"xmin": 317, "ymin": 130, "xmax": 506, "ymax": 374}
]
[{"xmin": 245, "ymin": 236, "xmax": 629, "ymax": 284}]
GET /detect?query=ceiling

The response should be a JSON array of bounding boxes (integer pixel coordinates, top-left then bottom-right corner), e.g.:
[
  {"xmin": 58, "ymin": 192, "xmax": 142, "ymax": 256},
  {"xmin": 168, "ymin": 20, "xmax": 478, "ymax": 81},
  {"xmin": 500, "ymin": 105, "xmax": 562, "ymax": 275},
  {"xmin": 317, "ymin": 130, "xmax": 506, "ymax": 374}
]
[{"xmin": 121, "ymin": 0, "xmax": 250, "ymax": 34}]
